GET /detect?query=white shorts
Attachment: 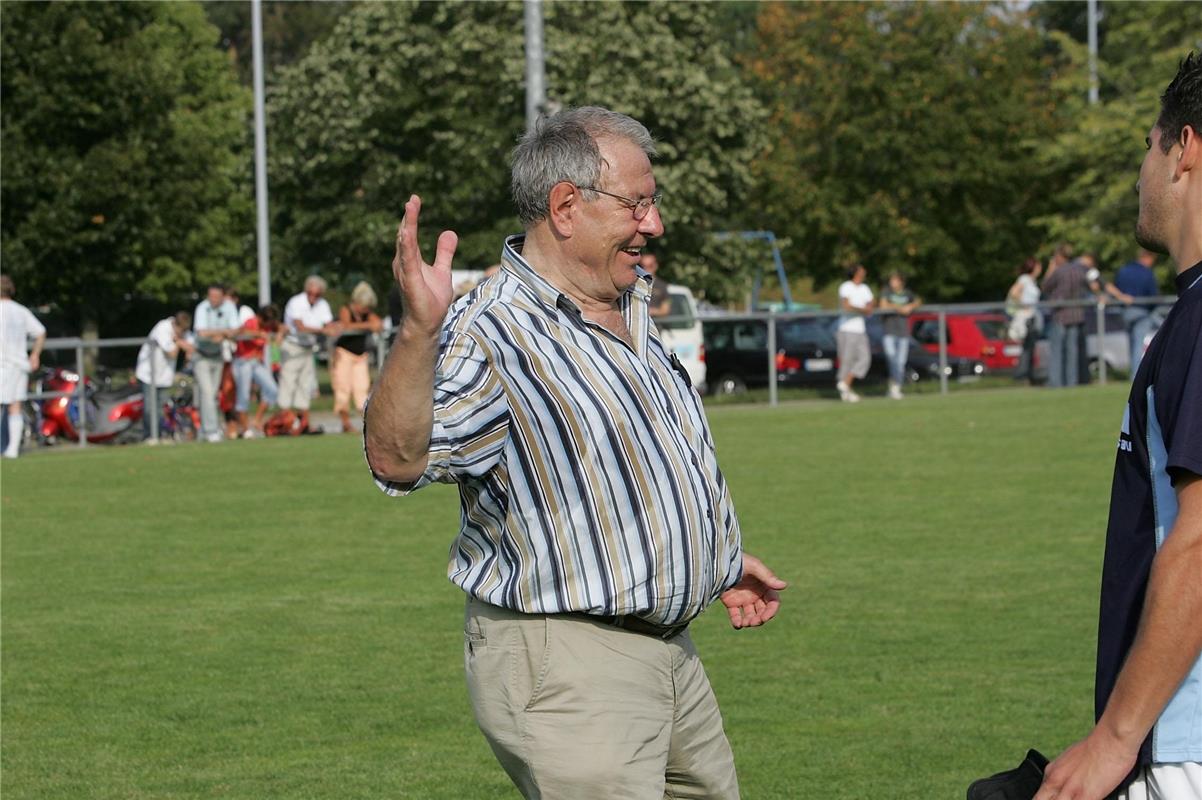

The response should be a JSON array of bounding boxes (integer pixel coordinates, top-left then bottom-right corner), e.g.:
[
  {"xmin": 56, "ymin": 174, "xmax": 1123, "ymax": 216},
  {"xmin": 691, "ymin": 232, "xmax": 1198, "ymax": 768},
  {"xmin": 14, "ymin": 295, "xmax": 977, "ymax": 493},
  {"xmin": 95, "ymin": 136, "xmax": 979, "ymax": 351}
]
[
  {"xmin": 0, "ymin": 365, "xmax": 30, "ymax": 404},
  {"xmin": 1117, "ymin": 762, "xmax": 1202, "ymax": 800}
]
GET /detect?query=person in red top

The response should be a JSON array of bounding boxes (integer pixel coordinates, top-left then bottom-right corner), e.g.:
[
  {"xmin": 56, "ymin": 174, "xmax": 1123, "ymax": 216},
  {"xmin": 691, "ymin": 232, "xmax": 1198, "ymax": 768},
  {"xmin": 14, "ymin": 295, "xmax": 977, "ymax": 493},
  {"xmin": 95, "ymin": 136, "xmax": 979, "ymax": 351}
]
[{"xmin": 232, "ymin": 304, "xmax": 282, "ymax": 437}]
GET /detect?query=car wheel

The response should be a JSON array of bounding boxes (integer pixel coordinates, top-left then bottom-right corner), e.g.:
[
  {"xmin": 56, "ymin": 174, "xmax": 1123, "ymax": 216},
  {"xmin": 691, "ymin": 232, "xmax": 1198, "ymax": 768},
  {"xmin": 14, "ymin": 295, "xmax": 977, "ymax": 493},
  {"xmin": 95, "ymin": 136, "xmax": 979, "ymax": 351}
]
[{"xmin": 712, "ymin": 375, "xmax": 747, "ymax": 396}]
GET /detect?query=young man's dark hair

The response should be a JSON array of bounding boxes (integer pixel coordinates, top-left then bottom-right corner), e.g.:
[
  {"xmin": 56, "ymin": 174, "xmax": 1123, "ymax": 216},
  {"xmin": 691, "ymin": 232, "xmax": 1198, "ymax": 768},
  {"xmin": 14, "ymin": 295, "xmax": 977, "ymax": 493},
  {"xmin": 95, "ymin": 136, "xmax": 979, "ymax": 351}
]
[{"xmin": 1155, "ymin": 51, "xmax": 1202, "ymax": 153}]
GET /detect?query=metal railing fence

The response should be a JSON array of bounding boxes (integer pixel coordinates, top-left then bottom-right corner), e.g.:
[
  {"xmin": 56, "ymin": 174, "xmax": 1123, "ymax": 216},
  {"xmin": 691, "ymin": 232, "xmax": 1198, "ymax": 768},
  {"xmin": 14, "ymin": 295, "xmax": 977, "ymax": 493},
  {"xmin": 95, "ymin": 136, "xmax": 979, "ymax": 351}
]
[
  {"xmin": 19, "ymin": 293, "xmax": 1179, "ymax": 449},
  {"xmin": 684, "ymin": 295, "xmax": 1177, "ymax": 406}
]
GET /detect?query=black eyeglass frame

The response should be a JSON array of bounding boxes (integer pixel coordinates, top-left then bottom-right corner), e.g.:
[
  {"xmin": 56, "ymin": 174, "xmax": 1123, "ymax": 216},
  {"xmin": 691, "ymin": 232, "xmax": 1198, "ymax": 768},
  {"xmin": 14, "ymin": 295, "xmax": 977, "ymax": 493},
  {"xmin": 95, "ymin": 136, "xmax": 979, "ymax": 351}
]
[{"xmin": 577, "ymin": 185, "xmax": 662, "ymax": 220}]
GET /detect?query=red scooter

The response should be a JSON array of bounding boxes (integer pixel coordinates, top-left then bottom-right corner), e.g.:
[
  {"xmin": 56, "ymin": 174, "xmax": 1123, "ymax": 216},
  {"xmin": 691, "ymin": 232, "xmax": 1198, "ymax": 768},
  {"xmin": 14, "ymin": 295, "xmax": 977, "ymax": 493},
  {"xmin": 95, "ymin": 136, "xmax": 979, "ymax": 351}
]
[{"xmin": 37, "ymin": 367, "xmax": 144, "ymax": 445}]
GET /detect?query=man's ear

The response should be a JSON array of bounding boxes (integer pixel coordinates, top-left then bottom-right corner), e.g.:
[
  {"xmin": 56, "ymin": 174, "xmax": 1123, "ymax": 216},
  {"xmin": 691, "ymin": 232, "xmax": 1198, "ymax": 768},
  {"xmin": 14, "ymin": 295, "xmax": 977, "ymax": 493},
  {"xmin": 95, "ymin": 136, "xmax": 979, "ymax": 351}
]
[
  {"xmin": 547, "ymin": 181, "xmax": 580, "ymax": 237},
  {"xmin": 1176, "ymin": 124, "xmax": 1200, "ymax": 179}
]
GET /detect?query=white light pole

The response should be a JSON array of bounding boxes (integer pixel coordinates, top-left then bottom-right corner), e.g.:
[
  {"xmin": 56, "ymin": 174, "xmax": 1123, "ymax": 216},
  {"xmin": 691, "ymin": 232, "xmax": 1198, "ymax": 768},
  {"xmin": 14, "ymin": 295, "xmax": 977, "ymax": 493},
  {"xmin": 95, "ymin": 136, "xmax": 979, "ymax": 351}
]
[
  {"xmin": 252, "ymin": 0, "xmax": 272, "ymax": 305},
  {"xmin": 1087, "ymin": 0, "xmax": 1099, "ymax": 105},
  {"xmin": 524, "ymin": 0, "xmax": 545, "ymax": 132}
]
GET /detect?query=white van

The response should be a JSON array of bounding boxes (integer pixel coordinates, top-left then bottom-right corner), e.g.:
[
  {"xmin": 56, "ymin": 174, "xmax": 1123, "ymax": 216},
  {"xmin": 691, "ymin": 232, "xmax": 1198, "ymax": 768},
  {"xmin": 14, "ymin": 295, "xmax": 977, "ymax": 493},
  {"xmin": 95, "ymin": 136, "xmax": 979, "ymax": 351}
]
[{"xmin": 657, "ymin": 284, "xmax": 707, "ymax": 393}]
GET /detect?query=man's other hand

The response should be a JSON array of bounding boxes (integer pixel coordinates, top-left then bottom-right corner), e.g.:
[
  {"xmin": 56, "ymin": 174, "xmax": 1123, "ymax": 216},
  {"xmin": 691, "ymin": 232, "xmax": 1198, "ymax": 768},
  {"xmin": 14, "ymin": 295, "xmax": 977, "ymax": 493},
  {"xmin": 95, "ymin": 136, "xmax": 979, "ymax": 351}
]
[{"xmin": 720, "ymin": 553, "xmax": 787, "ymax": 629}]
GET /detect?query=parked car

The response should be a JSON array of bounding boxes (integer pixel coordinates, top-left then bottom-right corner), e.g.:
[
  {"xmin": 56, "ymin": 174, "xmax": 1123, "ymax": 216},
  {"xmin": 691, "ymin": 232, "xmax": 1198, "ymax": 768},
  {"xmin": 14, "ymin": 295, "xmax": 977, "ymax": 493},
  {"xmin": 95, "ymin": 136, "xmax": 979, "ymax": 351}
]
[
  {"xmin": 704, "ymin": 315, "xmax": 984, "ymax": 396},
  {"xmin": 657, "ymin": 285, "xmax": 707, "ymax": 392},
  {"xmin": 703, "ymin": 316, "xmax": 837, "ymax": 395},
  {"xmin": 908, "ymin": 312, "xmax": 1020, "ymax": 371},
  {"xmin": 1032, "ymin": 306, "xmax": 1135, "ymax": 382},
  {"xmin": 822, "ymin": 316, "xmax": 986, "ymax": 385}
]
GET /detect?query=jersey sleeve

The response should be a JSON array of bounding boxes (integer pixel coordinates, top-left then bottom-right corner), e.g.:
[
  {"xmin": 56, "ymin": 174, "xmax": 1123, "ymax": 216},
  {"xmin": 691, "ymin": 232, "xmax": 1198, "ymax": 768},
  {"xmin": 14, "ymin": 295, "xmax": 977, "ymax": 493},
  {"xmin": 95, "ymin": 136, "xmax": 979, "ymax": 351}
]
[
  {"xmin": 369, "ymin": 330, "xmax": 510, "ymax": 497},
  {"xmin": 1162, "ymin": 308, "xmax": 1202, "ymax": 484}
]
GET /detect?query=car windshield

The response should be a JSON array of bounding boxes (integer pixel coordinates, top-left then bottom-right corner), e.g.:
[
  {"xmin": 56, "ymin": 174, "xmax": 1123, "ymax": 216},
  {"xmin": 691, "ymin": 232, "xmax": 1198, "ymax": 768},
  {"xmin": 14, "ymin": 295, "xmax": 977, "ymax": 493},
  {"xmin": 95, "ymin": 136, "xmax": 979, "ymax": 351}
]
[
  {"xmin": 659, "ymin": 293, "xmax": 696, "ymax": 330},
  {"xmin": 975, "ymin": 319, "xmax": 1008, "ymax": 340}
]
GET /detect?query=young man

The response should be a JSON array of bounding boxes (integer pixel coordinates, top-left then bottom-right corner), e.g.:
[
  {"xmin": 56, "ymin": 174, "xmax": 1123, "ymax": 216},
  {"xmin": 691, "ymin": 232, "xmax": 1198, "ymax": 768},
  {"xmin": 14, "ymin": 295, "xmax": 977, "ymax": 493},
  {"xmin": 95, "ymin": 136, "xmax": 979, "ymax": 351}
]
[
  {"xmin": 835, "ymin": 264, "xmax": 874, "ymax": 402},
  {"xmin": 1112, "ymin": 249, "xmax": 1162, "ymax": 375},
  {"xmin": 878, "ymin": 271, "xmax": 920, "ymax": 399},
  {"xmin": 365, "ymin": 107, "xmax": 785, "ymax": 799},
  {"xmin": 1035, "ymin": 52, "xmax": 1202, "ymax": 800},
  {"xmin": 0, "ymin": 275, "xmax": 46, "ymax": 458}
]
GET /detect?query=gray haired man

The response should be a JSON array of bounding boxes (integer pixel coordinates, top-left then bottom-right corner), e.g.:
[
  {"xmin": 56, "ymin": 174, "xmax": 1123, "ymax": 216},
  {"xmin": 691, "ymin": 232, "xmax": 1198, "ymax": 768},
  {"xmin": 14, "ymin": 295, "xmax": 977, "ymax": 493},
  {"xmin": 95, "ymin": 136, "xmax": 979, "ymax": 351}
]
[{"xmin": 365, "ymin": 106, "xmax": 787, "ymax": 798}]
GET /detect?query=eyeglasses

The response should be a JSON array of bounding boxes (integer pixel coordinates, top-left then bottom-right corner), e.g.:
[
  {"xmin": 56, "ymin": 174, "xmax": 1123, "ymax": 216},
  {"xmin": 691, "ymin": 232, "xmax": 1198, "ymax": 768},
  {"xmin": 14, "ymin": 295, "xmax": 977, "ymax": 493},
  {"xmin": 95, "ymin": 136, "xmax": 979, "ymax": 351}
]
[{"xmin": 578, "ymin": 185, "xmax": 662, "ymax": 220}]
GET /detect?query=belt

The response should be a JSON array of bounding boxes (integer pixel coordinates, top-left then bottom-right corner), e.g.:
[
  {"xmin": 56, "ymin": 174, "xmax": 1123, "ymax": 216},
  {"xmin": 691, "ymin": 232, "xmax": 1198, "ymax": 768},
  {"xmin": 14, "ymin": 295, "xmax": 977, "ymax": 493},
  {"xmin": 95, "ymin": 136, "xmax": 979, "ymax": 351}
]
[{"xmin": 585, "ymin": 613, "xmax": 689, "ymax": 641}]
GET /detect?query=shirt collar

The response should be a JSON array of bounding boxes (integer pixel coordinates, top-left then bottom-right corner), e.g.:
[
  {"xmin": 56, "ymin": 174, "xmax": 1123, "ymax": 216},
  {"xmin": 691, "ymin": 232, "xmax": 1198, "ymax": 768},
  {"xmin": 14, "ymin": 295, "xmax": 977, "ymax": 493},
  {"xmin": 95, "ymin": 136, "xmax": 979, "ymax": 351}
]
[
  {"xmin": 1176, "ymin": 260, "xmax": 1202, "ymax": 295},
  {"xmin": 500, "ymin": 234, "xmax": 651, "ymax": 311}
]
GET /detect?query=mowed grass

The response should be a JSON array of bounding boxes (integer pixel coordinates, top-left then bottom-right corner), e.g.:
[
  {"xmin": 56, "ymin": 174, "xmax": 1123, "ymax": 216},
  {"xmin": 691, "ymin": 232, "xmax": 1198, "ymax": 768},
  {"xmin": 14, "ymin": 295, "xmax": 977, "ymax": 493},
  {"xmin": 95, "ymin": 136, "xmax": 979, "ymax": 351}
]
[{"xmin": 2, "ymin": 384, "xmax": 1129, "ymax": 798}]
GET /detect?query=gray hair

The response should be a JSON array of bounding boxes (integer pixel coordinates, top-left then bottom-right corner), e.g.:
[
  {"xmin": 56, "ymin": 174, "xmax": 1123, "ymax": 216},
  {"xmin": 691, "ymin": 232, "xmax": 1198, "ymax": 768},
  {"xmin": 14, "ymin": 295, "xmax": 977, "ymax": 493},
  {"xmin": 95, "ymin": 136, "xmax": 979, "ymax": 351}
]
[
  {"xmin": 303, "ymin": 274, "xmax": 327, "ymax": 293},
  {"xmin": 510, "ymin": 106, "xmax": 657, "ymax": 227}
]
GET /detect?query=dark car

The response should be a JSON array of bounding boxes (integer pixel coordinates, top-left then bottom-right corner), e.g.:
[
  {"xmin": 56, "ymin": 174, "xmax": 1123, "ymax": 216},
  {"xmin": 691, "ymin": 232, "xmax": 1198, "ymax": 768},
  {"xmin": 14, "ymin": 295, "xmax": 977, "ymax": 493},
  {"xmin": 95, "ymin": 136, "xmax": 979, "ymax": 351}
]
[{"xmin": 703, "ymin": 316, "xmax": 838, "ymax": 395}]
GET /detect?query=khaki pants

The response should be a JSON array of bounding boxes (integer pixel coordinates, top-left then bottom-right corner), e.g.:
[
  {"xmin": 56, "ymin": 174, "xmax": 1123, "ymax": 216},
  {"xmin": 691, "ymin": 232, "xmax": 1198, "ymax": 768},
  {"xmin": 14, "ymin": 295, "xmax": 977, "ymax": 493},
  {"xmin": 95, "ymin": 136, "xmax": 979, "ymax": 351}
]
[{"xmin": 464, "ymin": 598, "xmax": 739, "ymax": 800}]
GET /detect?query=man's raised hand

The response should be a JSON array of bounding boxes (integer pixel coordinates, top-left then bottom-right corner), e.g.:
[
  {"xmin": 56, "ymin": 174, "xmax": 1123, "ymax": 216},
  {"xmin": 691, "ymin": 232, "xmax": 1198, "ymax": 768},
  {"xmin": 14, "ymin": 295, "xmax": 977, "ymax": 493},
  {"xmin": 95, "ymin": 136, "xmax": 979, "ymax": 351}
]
[{"xmin": 394, "ymin": 194, "xmax": 457, "ymax": 337}]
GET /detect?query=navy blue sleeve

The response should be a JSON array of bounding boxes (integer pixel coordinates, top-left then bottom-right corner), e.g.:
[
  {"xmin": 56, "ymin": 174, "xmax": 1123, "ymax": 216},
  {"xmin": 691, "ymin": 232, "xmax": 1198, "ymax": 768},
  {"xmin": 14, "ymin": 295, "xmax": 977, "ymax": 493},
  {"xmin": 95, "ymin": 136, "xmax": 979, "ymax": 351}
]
[{"xmin": 1162, "ymin": 306, "xmax": 1202, "ymax": 484}]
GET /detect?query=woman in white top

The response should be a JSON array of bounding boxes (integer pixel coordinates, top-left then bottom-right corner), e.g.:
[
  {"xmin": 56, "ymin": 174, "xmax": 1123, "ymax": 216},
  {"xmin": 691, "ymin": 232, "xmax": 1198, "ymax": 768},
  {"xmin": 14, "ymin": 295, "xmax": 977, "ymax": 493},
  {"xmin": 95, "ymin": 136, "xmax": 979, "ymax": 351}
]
[{"xmin": 1006, "ymin": 258, "xmax": 1043, "ymax": 383}]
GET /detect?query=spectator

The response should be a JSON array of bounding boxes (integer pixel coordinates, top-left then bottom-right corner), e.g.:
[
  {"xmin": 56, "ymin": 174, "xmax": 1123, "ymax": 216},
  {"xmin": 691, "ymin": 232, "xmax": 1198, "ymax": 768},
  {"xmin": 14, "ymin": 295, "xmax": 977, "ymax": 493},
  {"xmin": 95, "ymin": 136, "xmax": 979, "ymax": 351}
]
[
  {"xmin": 134, "ymin": 311, "xmax": 194, "ymax": 441},
  {"xmin": 1006, "ymin": 258, "xmax": 1043, "ymax": 383},
  {"xmin": 877, "ymin": 270, "xmax": 920, "ymax": 399},
  {"xmin": 641, "ymin": 251, "xmax": 672, "ymax": 319},
  {"xmin": 232, "ymin": 304, "xmax": 281, "ymax": 438},
  {"xmin": 1041, "ymin": 251, "xmax": 1102, "ymax": 388},
  {"xmin": 279, "ymin": 275, "xmax": 336, "ymax": 435},
  {"xmin": 835, "ymin": 264, "xmax": 874, "ymax": 402},
  {"xmin": 365, "ymin": 106, "xmax": 785, "ymax": 798},
  {"xmin": 1034, "ymin": 50, "xmax": 1202, "ymax": 800},
  {"xmin": 192, "ymin": 284, "xmax": 238, "ymax": 442},
  {"xmin": 0, "ymin": 275, "xmax": 46, "ymax": 458},
  {"xmin": 1111, "ymin": 249, "xmax": 1161, "ymax": 375},
  {"xmin": 331, "ymin": 282, "xmax": 382, "ymax": 433}
]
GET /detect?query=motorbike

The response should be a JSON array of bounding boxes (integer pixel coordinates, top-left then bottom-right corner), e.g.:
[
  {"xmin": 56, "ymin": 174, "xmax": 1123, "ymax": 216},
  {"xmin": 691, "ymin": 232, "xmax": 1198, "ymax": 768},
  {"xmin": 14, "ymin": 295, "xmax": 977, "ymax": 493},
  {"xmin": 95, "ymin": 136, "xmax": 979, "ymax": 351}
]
[{"xmin": 37, "ymin": 367, "xmax": 145, "ymax": 445}]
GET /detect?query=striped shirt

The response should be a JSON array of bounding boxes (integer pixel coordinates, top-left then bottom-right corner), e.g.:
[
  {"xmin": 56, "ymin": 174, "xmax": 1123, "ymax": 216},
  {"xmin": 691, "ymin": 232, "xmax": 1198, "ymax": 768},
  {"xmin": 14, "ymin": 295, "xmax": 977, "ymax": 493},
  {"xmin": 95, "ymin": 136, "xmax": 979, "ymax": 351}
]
[{"xmin": 371, "ymin": 235, "xmax": 744, "ymax": 627}]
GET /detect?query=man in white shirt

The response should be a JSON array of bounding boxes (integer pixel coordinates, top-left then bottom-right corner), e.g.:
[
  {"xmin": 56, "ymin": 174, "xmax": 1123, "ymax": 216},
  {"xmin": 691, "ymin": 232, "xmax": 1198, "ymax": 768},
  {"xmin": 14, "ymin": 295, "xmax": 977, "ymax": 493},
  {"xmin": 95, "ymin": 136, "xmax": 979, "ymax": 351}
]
[
  {"xmin": 835, "ymin": 264, "xmax": 874, "ymax": 403},
  {"xmin": 0, "ymin": 275, "xmax": 47, "ymax": 458},
  {"xmin": 135, "ymin": 311, "xmax": 194, "ymax": 441},
  {"xmin": 280, "ymin": 275, "xmax": 337, "ymax": 433},
  {"xmin": 193, "ymin": 284, "xmax": 239, "ymax": 442}
]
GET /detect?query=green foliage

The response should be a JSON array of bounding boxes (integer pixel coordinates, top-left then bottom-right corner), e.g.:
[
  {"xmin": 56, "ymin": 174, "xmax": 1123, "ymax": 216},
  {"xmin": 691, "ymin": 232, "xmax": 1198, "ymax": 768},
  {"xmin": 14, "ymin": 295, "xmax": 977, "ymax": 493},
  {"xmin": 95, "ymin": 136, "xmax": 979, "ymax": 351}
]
[
  {"xmin": 0, "ymin": 2, "xmax": 253, "ymax": 330},
  {"xmin": 748, "ymin": 2, "xmax": 1065, "ymax": 301},
  {"xmin": 1032, "ymin": 2, "xmax": 1202, "ymax": 275},
  {"xmin": 203, "ymin": 0, "xmax": 356, "ymax": 86},
  {"xmin": 268, "ymin": 1, "xmax": 767, "ymax": 302}
]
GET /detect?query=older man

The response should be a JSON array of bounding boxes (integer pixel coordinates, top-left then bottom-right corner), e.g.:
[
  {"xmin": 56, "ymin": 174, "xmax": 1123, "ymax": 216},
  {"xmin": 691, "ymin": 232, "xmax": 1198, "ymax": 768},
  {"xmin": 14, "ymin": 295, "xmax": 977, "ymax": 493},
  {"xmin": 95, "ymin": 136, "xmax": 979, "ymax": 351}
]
[
  {"xmin": 1035, "ymin": 52, "xmax": 1202, "ymax": 800},
  {"xmin": 279, "ymin": 275, "xmax": 336, "ymax": 434},
  {"xmin": 365, "ymin": 107, "xmax": 785, "ymax": 799}
]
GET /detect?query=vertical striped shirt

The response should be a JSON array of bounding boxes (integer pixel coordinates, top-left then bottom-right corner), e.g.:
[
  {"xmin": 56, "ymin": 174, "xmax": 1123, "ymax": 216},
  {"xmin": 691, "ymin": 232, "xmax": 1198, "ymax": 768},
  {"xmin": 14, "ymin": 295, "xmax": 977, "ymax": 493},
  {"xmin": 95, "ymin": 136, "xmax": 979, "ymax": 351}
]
[{"xmin": 370, "ymin": 235, "xmax": 743, "ymax": 627}]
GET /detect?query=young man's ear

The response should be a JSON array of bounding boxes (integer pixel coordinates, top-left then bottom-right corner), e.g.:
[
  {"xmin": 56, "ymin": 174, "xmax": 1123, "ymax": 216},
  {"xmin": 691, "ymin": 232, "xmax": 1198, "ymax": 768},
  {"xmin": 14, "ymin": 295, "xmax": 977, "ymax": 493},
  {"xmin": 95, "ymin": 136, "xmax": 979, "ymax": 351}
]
[
  {"xmin": 547, "ymin": 181, "xmax": 581, "ymax": 238},
  {"xmin": 1176, "ymin": 124, "xmax": 1200, "ymax": 178}
]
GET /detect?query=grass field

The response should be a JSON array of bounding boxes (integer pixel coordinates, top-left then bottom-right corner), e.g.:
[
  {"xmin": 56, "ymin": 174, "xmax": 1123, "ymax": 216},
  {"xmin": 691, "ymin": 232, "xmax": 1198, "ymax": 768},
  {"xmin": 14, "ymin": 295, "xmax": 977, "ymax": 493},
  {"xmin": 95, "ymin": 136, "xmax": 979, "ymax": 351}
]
[{"xmin": 2, "ymin": 384, "xmax": 1130, "ymax": 798}]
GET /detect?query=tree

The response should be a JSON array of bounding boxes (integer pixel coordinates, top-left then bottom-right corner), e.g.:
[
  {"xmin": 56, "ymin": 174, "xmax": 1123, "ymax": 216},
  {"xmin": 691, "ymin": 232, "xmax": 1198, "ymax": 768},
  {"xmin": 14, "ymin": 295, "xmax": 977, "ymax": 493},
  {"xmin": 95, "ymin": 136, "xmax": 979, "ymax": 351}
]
[
  {"xmin": 204, "ymin": 1, "xmax": 355, "ymax": 86},
  {"xmin": 747, "ymin": 2, "xmax": 1065, "ymax": 301},
  {"xmin": 1, "ymin": 2, "xmax": 252, "ymax": 335},
  {"xmin": 1031, "ymin": 2, "xmax": 1202, "ymax": 276},
  {"xmin": 267, "ymin": 1, "xmax": 768, "ymax": 303}
]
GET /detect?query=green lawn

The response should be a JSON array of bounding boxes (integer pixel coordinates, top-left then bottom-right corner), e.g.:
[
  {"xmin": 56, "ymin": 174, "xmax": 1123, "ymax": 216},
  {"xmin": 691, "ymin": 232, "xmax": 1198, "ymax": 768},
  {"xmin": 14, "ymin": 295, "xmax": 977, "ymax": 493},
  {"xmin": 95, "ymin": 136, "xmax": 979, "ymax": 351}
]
[{"xmin": 1, "ymin": 384, "xmax": 1130, "ymax": 798}]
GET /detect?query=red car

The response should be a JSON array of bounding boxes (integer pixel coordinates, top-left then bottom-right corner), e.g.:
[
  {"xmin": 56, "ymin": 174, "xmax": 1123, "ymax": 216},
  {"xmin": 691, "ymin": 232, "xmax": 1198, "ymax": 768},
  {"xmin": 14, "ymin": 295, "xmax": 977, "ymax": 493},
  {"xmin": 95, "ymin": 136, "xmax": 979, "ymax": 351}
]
[{"xmin": 908, "ymin": 312, "xmax": 1022, "ymax": 371}]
